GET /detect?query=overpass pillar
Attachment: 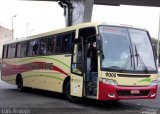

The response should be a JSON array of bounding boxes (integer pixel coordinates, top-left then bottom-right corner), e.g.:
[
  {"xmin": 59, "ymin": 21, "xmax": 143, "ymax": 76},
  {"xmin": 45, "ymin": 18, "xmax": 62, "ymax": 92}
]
[{"xmin": 58, "ymin": 0, "xmax": 94, "ymax": 26}]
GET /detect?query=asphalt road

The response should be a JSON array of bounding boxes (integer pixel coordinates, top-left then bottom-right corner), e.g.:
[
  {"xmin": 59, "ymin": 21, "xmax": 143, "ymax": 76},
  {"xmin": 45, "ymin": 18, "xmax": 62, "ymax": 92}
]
[{"xmin": 0, "ymin": 79, "xmax": 160, "ymax": 114}]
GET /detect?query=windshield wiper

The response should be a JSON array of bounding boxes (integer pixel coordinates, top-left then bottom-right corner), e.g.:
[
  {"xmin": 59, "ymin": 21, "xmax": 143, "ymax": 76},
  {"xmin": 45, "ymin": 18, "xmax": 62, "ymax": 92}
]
[
  {"xmin": 135, "ymin": 45, "xmax": 149, "ymax": 73},
  {"xmin": 121, "ymin": 45, "xmax": 133, "ymax": 72}
]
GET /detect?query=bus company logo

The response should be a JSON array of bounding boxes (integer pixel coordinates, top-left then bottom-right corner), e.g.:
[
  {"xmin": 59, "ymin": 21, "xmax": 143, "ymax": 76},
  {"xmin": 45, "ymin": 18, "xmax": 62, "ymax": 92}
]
[
  {"xmin": 106, "ymin": 72, "xmax": 116, "ymax": 78},
  {"xmin": 28, "ymin": 62, "xmax": 53, "ymax": 70}
]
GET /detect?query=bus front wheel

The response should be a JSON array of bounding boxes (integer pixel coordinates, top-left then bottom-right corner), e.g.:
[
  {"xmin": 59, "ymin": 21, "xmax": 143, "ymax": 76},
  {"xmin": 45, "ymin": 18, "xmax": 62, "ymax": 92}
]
[
  {"xmin": 65, "ymin": 81, "xmax": 80, "ymax": 103},
  {"xmin": 16, "ymin": 75, "xmax": 24, "ymax": 92}
]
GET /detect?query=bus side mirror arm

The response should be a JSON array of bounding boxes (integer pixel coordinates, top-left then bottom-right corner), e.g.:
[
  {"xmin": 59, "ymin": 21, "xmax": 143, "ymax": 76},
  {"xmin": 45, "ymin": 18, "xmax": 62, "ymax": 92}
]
[
  {"xmin": 152, "ymin": 44, "xmax": 157, "ymax": 61},
  {"xmin": 96, "ymin": 34, "xmax": 102, "ymax": 51}
]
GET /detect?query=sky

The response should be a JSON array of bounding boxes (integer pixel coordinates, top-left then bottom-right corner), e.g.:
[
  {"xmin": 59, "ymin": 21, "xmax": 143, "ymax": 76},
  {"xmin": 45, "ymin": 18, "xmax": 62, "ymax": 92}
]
[{"xmin": 0, "ymin": 0, "xmax": 160, "ymax": 39}]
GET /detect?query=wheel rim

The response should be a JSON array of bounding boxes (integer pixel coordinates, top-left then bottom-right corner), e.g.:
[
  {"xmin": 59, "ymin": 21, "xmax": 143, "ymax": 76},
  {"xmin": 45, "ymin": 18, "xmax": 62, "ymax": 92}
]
[
  {"xmin": 65, "ymin": 82, "xmax": 79, "ymax": 102},
  {"xmin": 17, "ymin": 77, "xmax": 23, "ymax": 91},
  {"xmin": 66, "ymin": 83, "xmax": 71, "ymax": 99}
]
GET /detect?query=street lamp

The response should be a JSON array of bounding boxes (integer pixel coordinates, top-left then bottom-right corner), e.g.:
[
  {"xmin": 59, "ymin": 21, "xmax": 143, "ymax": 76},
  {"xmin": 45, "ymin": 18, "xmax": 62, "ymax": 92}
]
[{"xmin": 12, "ymin": 15, "xmax": 17, "ymax": 39}]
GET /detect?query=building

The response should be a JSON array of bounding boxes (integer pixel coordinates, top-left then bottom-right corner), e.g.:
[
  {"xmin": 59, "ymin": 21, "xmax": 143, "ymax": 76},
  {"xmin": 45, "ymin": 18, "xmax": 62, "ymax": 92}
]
[{"xmin": 0, "ymin": 26, "xmax": 12, "ymax": 58}]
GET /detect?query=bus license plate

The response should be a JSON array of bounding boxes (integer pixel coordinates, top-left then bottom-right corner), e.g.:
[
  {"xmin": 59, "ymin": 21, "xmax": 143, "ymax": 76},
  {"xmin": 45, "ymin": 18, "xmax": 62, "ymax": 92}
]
[{"xmin": 130, "ymin": 90, "xmax": 140, "ymax": 94}]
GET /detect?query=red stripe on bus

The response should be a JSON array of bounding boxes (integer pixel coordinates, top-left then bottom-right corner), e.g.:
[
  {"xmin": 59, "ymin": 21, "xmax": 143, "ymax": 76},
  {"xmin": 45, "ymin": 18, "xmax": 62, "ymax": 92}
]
[{"xmin": 1, "ymin": 62, "xmax": 68, "ymax": 76}]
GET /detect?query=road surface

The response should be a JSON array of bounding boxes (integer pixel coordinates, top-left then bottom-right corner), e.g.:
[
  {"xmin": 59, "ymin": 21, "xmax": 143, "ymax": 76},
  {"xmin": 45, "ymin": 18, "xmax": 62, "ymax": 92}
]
[{"xmin": 0, "ymin": 79, "xmax": 159, "ymax": 114}]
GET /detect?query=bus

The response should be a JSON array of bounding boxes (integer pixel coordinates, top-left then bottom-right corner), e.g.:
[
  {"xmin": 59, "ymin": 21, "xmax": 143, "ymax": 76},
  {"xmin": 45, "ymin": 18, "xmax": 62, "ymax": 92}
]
[{"xmin": 1, "ymin": 22, "xmax": 158, "ymax": 102}]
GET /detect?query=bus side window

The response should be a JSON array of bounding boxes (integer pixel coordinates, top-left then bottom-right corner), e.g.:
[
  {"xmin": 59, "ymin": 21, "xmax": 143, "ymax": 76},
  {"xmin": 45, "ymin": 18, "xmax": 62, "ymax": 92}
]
[
  {"xmin": 55, "ymin": 35, "xmax": 62, "ymax": 54},
  {"xmin": 12, "ymin": 44, "xmax": 16, "ymax": 58},
  {"xmin": 61, "ymin": 33, "xmax": 73, "ymax": 53},
  {"xmin": 7, "ymin": 45, "xmax": 11, "ymax": 58},
  {"xmin": 3, "ymin": 45, "xmax": 8, "ymax": 59},
  {"xmin": 40, "ymin": 38, "xmax": 47, "ymax": 55},
  {"xmin": 7, "ymin": 44, "xmax": 16, "ymax": 58},
  {"xmin": 20, "ymin": 42, "xmax": 28, "ymax": 57},
  {"xmin": 28, "ymin": 40, "xmax": 40, "ymax": 56},
  {"xmin": 47, "ymin": 36, "xmax": 55, "ymax": 54},
  {"xmin": 16, "ymin": 43, "xmax": 21, "ymax": 58}
]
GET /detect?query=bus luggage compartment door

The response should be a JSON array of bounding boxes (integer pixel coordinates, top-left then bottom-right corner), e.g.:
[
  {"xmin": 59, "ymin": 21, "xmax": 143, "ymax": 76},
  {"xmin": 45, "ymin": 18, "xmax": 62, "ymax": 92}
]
[{"xmin": 70, "ymin": 74, "xmax": 83, "ymax": 97}]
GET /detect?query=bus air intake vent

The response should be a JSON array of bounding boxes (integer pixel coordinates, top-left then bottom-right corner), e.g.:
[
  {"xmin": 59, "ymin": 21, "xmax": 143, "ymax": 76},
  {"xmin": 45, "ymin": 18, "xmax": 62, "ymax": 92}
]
[
  {"xmin": 117, "ymin": 90, "xmax": 150, "ymax": 96},
  {"xmin": 117, "ymin": 74, "xmax": 150, "ymax": 78}
]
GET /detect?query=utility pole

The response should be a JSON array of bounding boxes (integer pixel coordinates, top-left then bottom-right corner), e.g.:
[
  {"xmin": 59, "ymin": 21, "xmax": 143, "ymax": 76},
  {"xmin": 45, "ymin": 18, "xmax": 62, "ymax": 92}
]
[
  {"xmin": 12, "ymin": 15, "xmax": 17, "ymax": 39},
  {"xmin": 157, "ymin": 11, "xmax": 160, "ymax": 68}
]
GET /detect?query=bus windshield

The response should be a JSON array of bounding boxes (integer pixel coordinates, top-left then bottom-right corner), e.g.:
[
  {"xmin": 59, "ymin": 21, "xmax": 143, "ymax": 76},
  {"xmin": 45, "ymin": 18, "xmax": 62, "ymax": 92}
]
[{"xmin": 99, "ymin": 26, "xmax": 157, "ymax": 72}]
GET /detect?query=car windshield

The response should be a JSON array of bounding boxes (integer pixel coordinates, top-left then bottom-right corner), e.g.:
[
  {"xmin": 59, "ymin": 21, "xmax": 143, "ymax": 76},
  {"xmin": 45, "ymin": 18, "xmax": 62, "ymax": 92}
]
[{"xmin": 99, "ymin": 26, "xmax": 156, "ymax": 72}]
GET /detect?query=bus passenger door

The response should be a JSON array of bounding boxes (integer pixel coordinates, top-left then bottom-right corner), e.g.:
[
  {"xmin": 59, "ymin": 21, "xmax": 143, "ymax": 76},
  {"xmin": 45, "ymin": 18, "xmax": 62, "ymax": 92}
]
[
  {"xmin": 78, "ymin": 27, "xmax": 98, "ymax": 98},
  {"xmin": 70, "ymin": 37, "xmax": 84, "ymax": 97},
  {"xmin": 84, "ymin": 39, "xmax": 98, "ymax": 97}
]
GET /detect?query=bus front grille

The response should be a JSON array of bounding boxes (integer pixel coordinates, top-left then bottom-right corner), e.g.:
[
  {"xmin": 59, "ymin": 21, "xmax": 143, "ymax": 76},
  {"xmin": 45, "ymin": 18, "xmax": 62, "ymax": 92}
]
[
  {"xmin": 117, "ymin": 74, "xmax": 150, "ymax": 78},
  {"xmin": 117, "ymin": 90, "xmax": 150, "ymax": 96}
]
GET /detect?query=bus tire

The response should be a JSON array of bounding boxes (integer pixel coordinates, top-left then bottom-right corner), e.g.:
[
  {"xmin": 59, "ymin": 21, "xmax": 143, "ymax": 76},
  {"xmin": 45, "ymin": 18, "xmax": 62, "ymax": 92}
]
[
  {"xmin": 65, "ymin": 81, "xmax": 80, "ymax": 103},
  {"xmin": 16, "ymin": 75, "xmax": 24, "ymax": 92}
]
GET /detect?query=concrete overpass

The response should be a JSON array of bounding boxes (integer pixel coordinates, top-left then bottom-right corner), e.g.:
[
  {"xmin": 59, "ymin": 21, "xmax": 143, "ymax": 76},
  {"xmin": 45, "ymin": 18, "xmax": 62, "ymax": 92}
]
[
  {"xmin": 26, "ymin": 0, "xmax": 160, "ymax": 26},
  {"xmin": 29, "ymin": 0, "xmax": 160, "ymax": 7}
]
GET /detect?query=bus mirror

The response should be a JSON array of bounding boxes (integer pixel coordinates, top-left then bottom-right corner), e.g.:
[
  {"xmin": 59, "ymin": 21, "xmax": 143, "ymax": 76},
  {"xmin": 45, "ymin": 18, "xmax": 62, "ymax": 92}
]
[
  {"xmin": 87, "ymin": 35, "xmax": 95, "ymax": 42},
  {"xmin": 74, "ymin": 37, "xmax": 82, "ymax": 43},
  {"xmin": 152, "ymin": 44, "xmax": 157, "ymax": 60},
  {"xmin": 96, "ymin": 34, "xmax": 102, "ymax": 51}
]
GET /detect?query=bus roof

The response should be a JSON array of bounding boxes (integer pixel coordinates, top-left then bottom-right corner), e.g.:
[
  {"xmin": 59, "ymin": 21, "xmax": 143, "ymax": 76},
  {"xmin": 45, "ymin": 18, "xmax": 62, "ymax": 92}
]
[{"xmin": 3, "ymin": 22, "xmax": 147, "ymax": 45}]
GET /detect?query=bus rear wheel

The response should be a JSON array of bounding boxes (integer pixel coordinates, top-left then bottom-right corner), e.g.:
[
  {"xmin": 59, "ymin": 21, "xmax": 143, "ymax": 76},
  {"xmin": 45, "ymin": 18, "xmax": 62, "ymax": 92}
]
[
  {"xmin": 16, "ymin": 76, "xmax": 24, "ymax": 92},
  {"xmin": 65, "ymin": 81, "xmax": 80, "ymax": 103}
]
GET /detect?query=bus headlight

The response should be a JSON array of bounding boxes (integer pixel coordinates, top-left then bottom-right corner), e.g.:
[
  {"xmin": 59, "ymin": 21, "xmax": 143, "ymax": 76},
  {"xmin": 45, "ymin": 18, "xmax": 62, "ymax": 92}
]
[
  {"xmin": 150, "ymin": 80, "xmax": 158, "ymax": 86},
  {"xmin": 100, "ymin": 78, "xmax": 118, "ymax": 86}
]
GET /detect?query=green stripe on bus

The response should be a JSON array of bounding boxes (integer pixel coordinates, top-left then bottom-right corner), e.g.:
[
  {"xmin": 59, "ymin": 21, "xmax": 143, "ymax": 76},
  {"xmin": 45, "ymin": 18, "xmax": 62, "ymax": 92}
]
[
  {"xmin": 139, "ymin": 78, "xmax": 151, "ymax": 83},
  {"xmin": 6, "ymin": 75, "xmax": 63, "ymax": 82},
  {"xmin": 23, "ymin": 75, "xmax": 63, "ymax": 81},
  {"xmin": 16, "ymin": 56, "xmax": 70, "ymax": 68},
  {"xmin": 37, "ymin": 56, "xmax": 70, "ymax": 68}
]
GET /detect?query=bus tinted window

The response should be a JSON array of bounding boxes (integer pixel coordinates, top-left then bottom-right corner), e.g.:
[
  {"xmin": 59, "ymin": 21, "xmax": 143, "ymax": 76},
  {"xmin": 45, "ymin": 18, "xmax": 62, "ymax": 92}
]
[
  {"xmin": 55, "ymin": 35, "xmax": 62, "ymax": 54},
  {"xmin": 20, "ymin": 42, "xmax": 28, "ymax": 57},
  {"xmin": 16, "ymin": 43, "xmax": 21, "ymax": 58},
  {"xmin": 3, "ymin": 45, "xmax": 8, "ymax": 59},
  {"xmin": 40, "ymin": 38, "xmax": 47, "ymax": 55},
  {"xmin": 7, "ymin": 45, "xmax": 12, "ymax": 58},
  {"xmin": 61, "ymin": 33, "xmax": 73, "ymax": 53},
  {"xmin": 28, "ymin": 40, "xmax": 40, "ymax": 56},
  {"xmin": 8, "ymin": 44, "xmax": 16, "ymax": 58},
  {"xmin": 55, "ymin": 31, "xmax": 75, "ymax": 54},
  {"xmin": 47, "ymin": 36, "xmax": 55, "ymax": 54}
]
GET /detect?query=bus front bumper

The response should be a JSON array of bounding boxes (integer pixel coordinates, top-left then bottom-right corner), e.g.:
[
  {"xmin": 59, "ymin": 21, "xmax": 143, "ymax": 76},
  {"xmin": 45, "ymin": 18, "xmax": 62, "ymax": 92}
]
[{"xmin": 98, "ymin": 82, "xmax": 158, "ymax": 100}]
